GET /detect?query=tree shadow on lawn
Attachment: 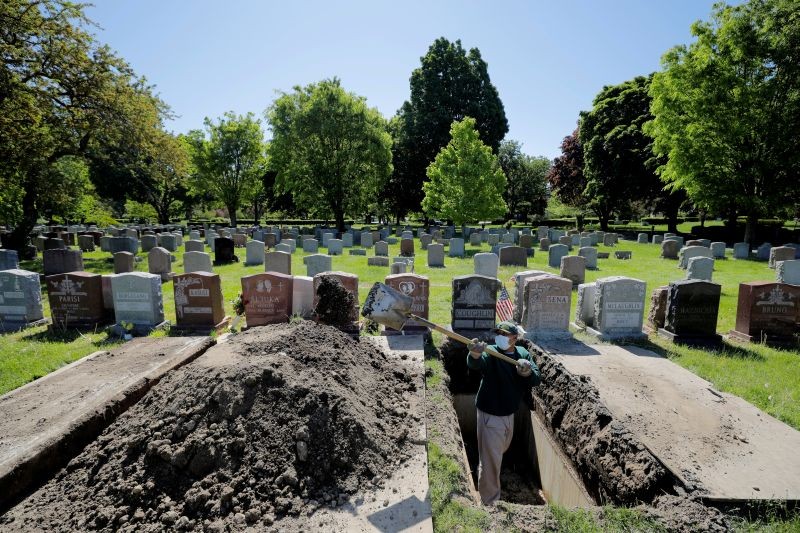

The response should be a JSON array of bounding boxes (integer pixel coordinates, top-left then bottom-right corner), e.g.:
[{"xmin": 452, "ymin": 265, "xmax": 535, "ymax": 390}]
[
  {"xmin": 82, "ymin": 256, "xmax": 114, "ymax": 271},
  {"xmin": 21, "ymin": 326, "xmax": 119, "ymax": 347},
  {"xmin": 631, "ymin": 336, "xmax": 767, "ymax": 363}
]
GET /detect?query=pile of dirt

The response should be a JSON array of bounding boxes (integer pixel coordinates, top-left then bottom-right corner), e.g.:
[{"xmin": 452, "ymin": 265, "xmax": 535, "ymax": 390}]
[
  {"xmin": 2, "ymin": 321, "xmax": 417, "ymax": 531},
  {"xmin": 313, "ymin": 276, "xmax": 355, "ymax": 326},
  {"xmin": 531, "ymin": 349, "xmax": 669, "ymax": 504}
]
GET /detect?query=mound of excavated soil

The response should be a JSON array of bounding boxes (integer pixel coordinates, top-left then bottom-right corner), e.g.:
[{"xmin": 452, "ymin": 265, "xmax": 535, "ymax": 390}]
[{"xmin": 2, "ymin": 322, "xmax": 416, "ymax": 532}]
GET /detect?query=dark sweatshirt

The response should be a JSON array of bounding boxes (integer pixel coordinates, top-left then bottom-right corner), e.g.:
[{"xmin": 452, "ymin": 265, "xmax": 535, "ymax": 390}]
[{"xmin": 466, "ymin": 344, "xmax": 541, "ymax": 416}]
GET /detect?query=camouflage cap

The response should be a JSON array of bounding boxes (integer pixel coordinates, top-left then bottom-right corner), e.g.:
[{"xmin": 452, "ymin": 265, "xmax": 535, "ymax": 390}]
[{"xmin": 493, "ymin": 321, "xmax": 520, "ymax": 335}]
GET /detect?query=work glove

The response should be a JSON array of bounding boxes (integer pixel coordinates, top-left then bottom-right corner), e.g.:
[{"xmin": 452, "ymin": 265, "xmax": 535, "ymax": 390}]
[
  {"xmin": 516, "ymin": 359, "xmax": 533, "ymax": 377},
  {"xmin": 468, "ymin": 339, "xmax": 486, "ymax": 359}
]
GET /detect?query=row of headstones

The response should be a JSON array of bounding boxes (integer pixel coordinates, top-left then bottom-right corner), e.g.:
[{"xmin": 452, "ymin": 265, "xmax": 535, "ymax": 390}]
[
  {"xmin": 0, "ymin": 266, "xmax": 434, "ymax": 335},
  {"xmin": 450, "ymin": 270, "xmax": 800, "ymax": 346}
]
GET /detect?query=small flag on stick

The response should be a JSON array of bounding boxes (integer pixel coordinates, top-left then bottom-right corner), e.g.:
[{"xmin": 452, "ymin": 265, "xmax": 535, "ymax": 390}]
[{"xmin": 496, "ymin": 284, "xmax": 515, "ymax": 322}]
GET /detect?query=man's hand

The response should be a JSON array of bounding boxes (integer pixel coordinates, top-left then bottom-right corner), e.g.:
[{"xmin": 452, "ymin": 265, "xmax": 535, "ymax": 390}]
[
  {"xmin": 468, "ymin": 339, "xmax": 486, "ymax": 359},
  {"xmin": 516, "ymin": 359, "xmax": 533, "ymax": 377}
]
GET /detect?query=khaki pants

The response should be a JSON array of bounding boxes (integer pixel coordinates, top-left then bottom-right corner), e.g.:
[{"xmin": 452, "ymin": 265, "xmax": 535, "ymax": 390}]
[{"xmin": 476, "ymin": 408, "xmax": 514, "ymax": 505}]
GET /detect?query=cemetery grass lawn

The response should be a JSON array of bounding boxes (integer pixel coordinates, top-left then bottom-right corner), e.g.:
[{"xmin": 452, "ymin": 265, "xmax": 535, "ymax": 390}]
[{"xmin": 5, "ymin": 238, "xmax": 800, "ymax": 432}]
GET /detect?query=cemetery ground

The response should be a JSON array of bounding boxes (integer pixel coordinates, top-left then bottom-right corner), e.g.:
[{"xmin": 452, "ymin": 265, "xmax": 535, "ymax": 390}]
[{"xmin": 2, "ymin": 233, "xmax": 800, "ymax": 531}]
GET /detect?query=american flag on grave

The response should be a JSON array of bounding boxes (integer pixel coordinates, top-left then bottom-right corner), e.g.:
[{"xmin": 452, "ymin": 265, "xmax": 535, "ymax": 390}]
[{"xmin": 496, "ymin": 284, "xmax": 515, "ymax": 322}]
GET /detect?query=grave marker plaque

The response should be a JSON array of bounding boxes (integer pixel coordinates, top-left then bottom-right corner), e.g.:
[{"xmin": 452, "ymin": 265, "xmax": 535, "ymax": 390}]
[
  {"xmin": 590, "ymin": 276, "xmax": 647, "ymax": 340},
  {"xmin": 213, "ymin": 237, "xmax": 237, "ymax": 265},
  {"xmin": 729, "ymin": 282, "xmax": 800, "ymax": 345},
  {"xmin": 522, "ymin": 275, "xmax": 572, "ymax": 338},
  {"xmin": 451, "ymin": 275, "xmax": 499, "ymax": 334},
  {"xmin": 385, "ymin": 273, "xmax": 429, "ymax": 331},
  {"xmin": 645, "ymin": 286, "xmax": 669, "ymax": 334},
  {"xmin": 47, "ymin": 271, "xmax": 105, "ymax": 329},
  {"xmin": 111, "ymin": 272, "xmax": 165, "ymax": 332},
  {"xmin": 658, "ymin": 280, "xmax": 722, "ymax": 345},
  {"xmin": 241, "ymin": 272, "xmax": 293, "ymax": 326},
  {"xmin": 43, "ymin": 248, "xmax": 84, "ymax": 276},
  {"xmin": 173, "ymin": 272, "xmax": 227, "ymax": 330},
  {"xmin": 574, "ymin": 282, "xmax": 596, "ymax": 329},
  {"xmin": 0, "ymin": 269, "xmax": 45, "ymax": 331}
]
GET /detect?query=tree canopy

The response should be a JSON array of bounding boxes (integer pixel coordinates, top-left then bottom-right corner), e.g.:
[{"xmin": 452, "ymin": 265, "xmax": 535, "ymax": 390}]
[
  {"xmin": 646, "ymin": 0, "xmax": 800, "ymax": 243},
  {"xmin": 579, "ymin": 75, "xmax": 668, "ymax": 230},
  {"xmin": 267, "ymin": 78, "xmax": 392, "ymax": 231},
  {"xmin": 0, "ymin": 0, "xmax": 173, "ymax": 251},
  {"xmin": 388, "ymin": 38, "xmax": 508, "ymax": 220},
  {"xmin": 498, "ymin": 140, "xmax": 549, "ymax": 221},
  {"xmin": 422, "ymin": 117, "xmax": 507, "ymax": 227},
  {"xmin": 188, "ymin": 112, "xmax": 266, "ymax": 228},
  {"xmin": 547, "ymin": 129, "xmax": 589, "ymax": 224}
]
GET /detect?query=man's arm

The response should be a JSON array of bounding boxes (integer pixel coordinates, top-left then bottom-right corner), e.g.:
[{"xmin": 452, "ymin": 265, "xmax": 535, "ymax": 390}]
[
  {"xmin": 466, "ymin": 339, "xmax": 489, "ymax": 370},
  {"xmin": 525, "ymin": 352, "xmax": 541, "ymax": 386}
]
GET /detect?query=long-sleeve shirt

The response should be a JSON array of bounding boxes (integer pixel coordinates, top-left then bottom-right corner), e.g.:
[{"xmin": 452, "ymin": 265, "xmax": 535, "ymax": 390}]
[{"xmin": 466, "ymin": 344, "xmax": 541, "ymax": 416}]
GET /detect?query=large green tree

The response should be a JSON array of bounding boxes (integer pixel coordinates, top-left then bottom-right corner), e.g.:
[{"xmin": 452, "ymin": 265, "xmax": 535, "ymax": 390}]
[
  {"xmin": 646, "ymin": 0, "xmax": 800, "ymax": 243},
  {"xmin": 188, "ymin": 112, "xmax": 266, "ymax": 228},
  {"xmin": 580, "ymin": 75, "xmax": 679, "ymax": 231},
  {"xmin": 388, "ymin": 38, "xmax": 508, "ymax": 220},
  {"xmin": 267, "ymin": 79, "xmax": 392, "ymax": 232},
  {"xmin": 547, "ymin": 129, "xmax": 591, "ymax": 228},
  {"xmin": 422, "ymin": 118, "xmax": 507, "ymax": 227},
  {"xmin": 0, "ymin": 0, "xmax": 167, "ymax": 253},
  {"xmin": 498, "ymin": 140, "xmax": 549, "ymax": 221}
]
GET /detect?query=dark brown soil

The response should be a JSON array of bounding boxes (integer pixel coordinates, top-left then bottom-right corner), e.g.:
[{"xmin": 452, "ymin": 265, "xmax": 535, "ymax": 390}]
[
  {"xmin": 314, "ymin": 276, "xmax": 355, "ymax": 326},
  {"xmin": 531, "ymin": 349, "xmax": 668, "ymax": 504},
  {"xmin": 1, "ymin": 322, "xmax": 416, "ymax": 531}
]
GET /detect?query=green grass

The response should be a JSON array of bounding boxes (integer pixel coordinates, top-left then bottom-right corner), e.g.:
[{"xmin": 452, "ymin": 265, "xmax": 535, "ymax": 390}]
[
  {"xmin": 7, "ymin": 236, "xmax": 800, "ymax": 429},
  {"xmin": 0, "ymin": 327, "xmax": 122, "ymax": 394},
  {"xmin": 428, "ymin": 441, "xmax": 491, "ymax": 532}
]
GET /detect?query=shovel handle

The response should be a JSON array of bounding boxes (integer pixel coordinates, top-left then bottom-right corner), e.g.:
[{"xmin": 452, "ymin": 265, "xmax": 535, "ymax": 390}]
[{"xmin": 407, "ymin": 314, "xmax": 519, "ymax": 366}]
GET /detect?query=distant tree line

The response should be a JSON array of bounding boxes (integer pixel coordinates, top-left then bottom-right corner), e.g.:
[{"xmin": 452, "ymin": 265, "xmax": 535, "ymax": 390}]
[{"xmin": 2, "ymin": 0, "xmax": 797, "ymax": 253}]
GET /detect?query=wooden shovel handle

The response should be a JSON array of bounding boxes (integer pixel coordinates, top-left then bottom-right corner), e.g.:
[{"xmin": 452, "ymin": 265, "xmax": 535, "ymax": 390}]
[{"xmin": 407, "ymin": 314, "xmax": 519, "ymax": 366}]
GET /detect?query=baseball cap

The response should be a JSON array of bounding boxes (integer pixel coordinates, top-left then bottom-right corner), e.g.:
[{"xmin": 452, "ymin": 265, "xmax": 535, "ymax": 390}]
[{"xmin": 493, "ymin": 321, "xmax": 520, "ymax": 335}]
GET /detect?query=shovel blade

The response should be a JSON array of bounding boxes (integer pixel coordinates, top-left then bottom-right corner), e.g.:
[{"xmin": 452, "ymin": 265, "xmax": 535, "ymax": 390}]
[{"xmin": 361, "ymin": 282, "xmax": 413, "ymax": 331}]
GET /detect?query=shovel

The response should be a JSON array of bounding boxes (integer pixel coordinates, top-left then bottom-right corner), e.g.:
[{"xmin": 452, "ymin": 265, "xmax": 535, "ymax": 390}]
[{"xmin": 361, "ymin": 282, "xmax": 519, "ymax": 366}]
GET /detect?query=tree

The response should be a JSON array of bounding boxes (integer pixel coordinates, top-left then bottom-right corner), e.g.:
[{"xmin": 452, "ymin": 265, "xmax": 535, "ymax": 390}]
[
  {"xmin": 547, "ymin": 129, "xmax": 591, "ymax": 228},
  {"xmin": 188, "ymin": 112, "xmax": 266, "ymax": 228},
  {"xmin": 646, "ymin": 0, "xmax": 800, "ymax": 244},
  {"xmin": 267, "ymin": 78, "xmax": 392, "ymax": 232},
  {"xmin": 579, "ymin": 75, "xmax": 680, "ymax": 231},
  {"xmin": 498, "ymin": 140, "xmax": 549, "ymax": 221},
  {"xmin": 0, "ymin": 0, "xmax": 169, "ymax": 254},
  {"xmin": 422, "ymin": 118, "xmax": 507, "ymax": 227},
  {"xmin": 389, "ymin": 38, "xmax": 509, "ymax": 220}
]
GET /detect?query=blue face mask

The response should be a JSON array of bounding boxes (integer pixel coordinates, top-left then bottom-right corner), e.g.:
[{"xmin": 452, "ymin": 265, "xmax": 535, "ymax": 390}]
[{"xmin": 495, "ymin": 335, "xmax": 511, "ymax": 350}]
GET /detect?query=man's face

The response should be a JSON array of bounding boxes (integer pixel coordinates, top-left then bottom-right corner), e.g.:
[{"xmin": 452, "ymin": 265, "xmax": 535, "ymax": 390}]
[{"xmin": 499, "ymin": 331, "xmax": 518, "ymax": 349}]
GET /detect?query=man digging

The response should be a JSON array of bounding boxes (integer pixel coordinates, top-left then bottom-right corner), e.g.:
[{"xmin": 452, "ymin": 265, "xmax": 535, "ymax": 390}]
[{"xmin": 467, "ymin": 321, "xmax": 541, "ymax": 505}]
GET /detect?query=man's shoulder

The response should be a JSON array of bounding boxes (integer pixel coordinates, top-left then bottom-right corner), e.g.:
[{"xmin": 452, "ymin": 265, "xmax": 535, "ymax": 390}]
[{"xmin": 515, "ymin": 346, "xmax": 531, "ymax": 359}]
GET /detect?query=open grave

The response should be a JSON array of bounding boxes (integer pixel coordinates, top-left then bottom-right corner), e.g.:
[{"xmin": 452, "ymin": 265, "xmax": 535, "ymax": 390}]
[{"xmin": 439, "ymin": 334, "xmax": 800, "ymax": 530}]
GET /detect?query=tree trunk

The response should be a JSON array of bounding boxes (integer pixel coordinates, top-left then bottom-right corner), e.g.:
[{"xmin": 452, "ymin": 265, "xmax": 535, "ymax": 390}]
[
  {"xmin": 334, "ymin": 209, "xmax": 345, "ymax": 233},
  {"xmin": 576, "ymin": 214, "xmax": 585, "ymax": 231},
  {"xmin": 744, "ymin": 212, "xmax": 758, "ymax": 246},
  {"xmin": 666, "ymin": 207, "xmax": 680, "ymax": 234},
  {"xmin": 7, "ymin": 185, "xmax": 38, "ymax": 257},
  {"xmin": 228, "ymin": 203, "xmax": 238, "ymax": 228},
  {"xmin": 253, "ymin": 198, "xmax": 261, "ymax": 225}
]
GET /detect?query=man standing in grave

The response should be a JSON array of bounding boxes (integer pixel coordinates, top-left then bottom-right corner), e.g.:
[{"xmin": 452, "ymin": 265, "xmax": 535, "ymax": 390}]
[{"xmin": 466, "ymin": 321, "xmax": 541, "ymax": 505}]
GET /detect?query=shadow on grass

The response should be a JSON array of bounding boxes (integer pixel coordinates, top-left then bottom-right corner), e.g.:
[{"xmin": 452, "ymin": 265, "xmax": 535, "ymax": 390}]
[
  {"xmin": 83, "ymin": 256, "xmax": 114, "ymax": 271},
  {"xmin": 20, "ymin": 325, "xmax": 119, "ymax": 347},
  {"xmin": 634, "ymin": 336, "xmax": 767, "ymax": 362}
]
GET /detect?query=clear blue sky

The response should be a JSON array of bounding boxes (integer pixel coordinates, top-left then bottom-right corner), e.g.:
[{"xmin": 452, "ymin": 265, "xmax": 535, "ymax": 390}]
[{"xmin": 86, "ymin": 0, "xmax": 722, "ymax": 158}]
